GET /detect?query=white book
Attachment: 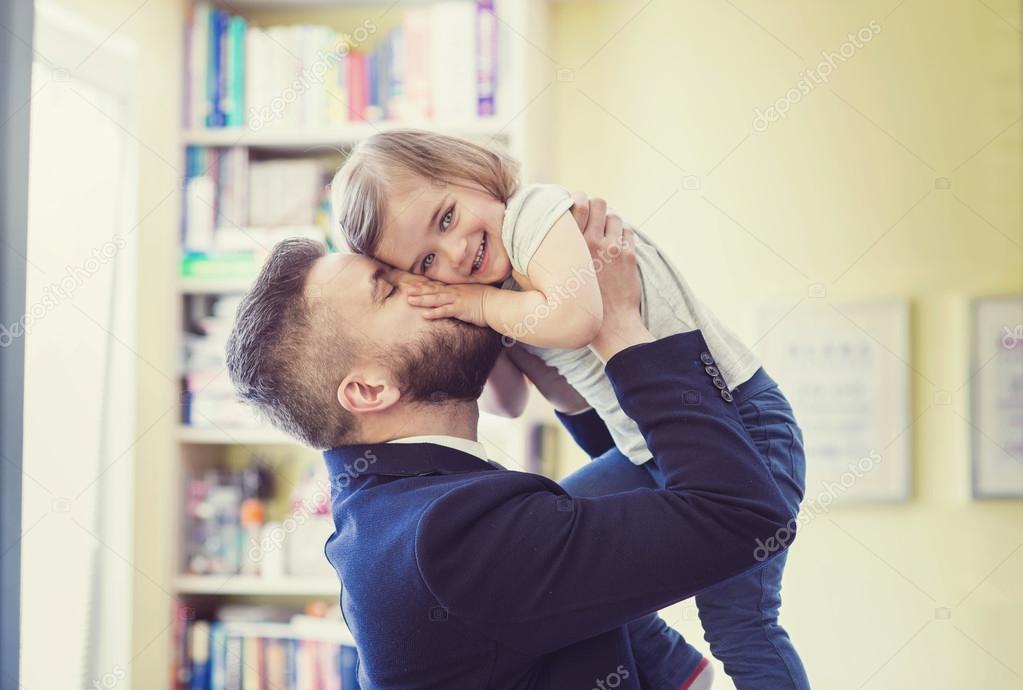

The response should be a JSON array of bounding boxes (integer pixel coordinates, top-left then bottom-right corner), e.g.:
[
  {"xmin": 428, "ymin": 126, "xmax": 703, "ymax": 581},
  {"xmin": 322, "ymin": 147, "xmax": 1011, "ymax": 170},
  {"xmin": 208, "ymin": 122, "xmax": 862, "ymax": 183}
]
[
  {"xmin": 245, "ymin": 27, "xmax": 264, "ymax": 130},
  {"xmin": 266, "ymin": 26, "xmax": 294, "ymax": 129},
  {"xmin": 189, "ymin": 3, "xmax": 210, "ymax": 128},
  {"xmin": 185, "ymin": 175, "xmax": 216, "ymax": 252},
  {"xmin": 248, "ymin": 159, "xmax": 321, "ymax": 227},
  {"xmin": 325, "ymin": 29, "xmax": 348, "ymax": 125},
  {"xmin": 301, "ymin": 25, "xmax": 329, "ymax": 128},
  {"xmin": 430, "ymin": 1, "xmax": 478, "ymax": 123},
  {"xmin": 287, "ymin": 25, "xmax": 306, "ymax": 128}
]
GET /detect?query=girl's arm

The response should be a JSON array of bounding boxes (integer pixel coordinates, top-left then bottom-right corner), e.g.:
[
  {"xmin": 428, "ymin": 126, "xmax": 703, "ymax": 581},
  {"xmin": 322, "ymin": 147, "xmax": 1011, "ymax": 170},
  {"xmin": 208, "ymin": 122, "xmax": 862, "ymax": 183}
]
[
  {"xmin": 480, "ymin": 344, "xmax": 591, "ymax": 418},
  {"xmin": 408, "ymin": 211, "xmax": 604, "ymax": 349},
  {"xmin": 479, "ymin": 350, "xmax": 530, "ymax": 418},
  {"xmin": 505, "ymin": 344, "xmax": 590, "ymax": 415}
]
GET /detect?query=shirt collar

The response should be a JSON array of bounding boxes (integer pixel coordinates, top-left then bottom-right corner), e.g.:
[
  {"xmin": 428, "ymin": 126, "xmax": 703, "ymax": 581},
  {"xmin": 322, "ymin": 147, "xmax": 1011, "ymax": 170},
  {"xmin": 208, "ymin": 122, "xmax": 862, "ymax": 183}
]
[
  {"xmin": 389, "ymin": 435, "xmax": 488, "ymax": 461},
  {"xmin": 323, "ymin": 440, "xmax": 496, "ymax": 489}
]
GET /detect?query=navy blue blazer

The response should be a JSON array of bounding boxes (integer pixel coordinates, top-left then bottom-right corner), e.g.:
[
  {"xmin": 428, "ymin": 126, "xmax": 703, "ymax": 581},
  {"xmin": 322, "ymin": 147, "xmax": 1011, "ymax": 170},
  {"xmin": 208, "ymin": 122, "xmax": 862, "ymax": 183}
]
[{"xmin": 323, "ymin": 332, "xmax": 794, "ymax": 689}]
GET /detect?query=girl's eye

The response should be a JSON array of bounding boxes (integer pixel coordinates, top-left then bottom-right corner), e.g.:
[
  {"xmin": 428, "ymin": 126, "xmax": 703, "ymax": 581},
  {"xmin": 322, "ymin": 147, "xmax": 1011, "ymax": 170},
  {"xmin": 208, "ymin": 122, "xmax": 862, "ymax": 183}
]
[
  {"xmin": 440, "ymin": 207, "xmax": 454, "ymax": 230},
  {"xmin": 421, "ymin": 253, "xmax": 436, "ymax": 273}
]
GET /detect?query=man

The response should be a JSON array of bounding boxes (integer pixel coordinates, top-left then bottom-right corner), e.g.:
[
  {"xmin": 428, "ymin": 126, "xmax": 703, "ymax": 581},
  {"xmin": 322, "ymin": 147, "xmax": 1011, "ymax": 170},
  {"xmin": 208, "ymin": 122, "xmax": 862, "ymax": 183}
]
[{"xmin": 226, "ymin": 199, "xmax": 793, "ymax": 689}]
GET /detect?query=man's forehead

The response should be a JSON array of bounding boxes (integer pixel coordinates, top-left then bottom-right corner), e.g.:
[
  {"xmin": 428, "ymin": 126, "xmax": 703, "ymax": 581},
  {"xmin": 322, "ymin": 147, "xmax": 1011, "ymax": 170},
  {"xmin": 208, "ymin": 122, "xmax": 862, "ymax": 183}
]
[
  {"xmin": 306, "ymin": 253, "xmax": 413, "ymax": 296},
  {"xmin": 307, "ymin": 252, "xmax": 377, "ymax": 291}
]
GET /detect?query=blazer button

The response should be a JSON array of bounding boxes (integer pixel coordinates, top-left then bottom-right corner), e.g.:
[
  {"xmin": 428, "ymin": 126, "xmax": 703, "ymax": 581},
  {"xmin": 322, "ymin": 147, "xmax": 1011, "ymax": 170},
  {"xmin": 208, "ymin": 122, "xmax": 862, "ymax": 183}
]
[
  {"xmin": 712, "ymin": 376, "xmax": 727, "ymax": 390},
  {"xmin": 704, "ymin": 365, "xmax": 719, "ymax": 377},
  {"xmin": 700, "ymin": 352, "xmax": 714, "ymax": 365},
  {"xmin": 721, "ymin": 390, "xmax": 734, "ymax": 403}
]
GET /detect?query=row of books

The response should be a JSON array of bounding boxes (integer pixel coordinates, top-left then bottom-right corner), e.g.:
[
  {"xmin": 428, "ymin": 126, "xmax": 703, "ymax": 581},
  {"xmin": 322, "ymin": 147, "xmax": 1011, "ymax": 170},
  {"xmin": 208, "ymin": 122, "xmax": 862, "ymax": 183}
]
[
  {"xmin": 183, "ymin": 146, "xmax": 329, "ymax": 253},
  {"xmin": 182, "ymin": 292, "xmax": 257, "ymax": 428},
  {"xmin": 175, "ymin": 605, "xmax": 359, "ymax": 690},
  {"xmin": 185, "ymin": 1, "xmax": 498, "ymax": 131}
]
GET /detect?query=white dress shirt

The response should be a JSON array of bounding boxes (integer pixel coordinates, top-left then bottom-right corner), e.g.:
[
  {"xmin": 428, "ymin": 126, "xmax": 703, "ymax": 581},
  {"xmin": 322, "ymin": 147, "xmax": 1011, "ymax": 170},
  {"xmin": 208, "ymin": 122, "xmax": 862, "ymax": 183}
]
[{"xmin": 390, "ymin": 435, "xmax": 489, "ymax": 462}]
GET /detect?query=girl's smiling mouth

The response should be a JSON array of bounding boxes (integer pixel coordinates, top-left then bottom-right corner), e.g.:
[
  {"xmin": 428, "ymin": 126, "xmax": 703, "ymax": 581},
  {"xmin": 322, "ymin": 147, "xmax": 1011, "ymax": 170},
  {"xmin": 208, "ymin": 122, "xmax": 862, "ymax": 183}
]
[{"xmin": 470, "ymin": 233, "xmax": 488, "ymax": 275}]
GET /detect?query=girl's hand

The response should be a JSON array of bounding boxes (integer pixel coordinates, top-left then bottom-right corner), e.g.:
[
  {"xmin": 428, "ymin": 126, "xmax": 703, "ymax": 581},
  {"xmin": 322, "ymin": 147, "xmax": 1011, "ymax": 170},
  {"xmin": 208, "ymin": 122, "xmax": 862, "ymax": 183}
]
[{"xmin": 407, "ymin": 281, "xmax": 493, "ymax": 327}]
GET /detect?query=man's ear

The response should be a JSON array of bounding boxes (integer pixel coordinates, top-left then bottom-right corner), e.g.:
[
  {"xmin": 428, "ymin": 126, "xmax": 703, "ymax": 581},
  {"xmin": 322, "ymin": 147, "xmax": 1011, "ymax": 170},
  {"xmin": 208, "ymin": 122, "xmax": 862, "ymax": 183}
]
[{"xmin": 337, "ymin": 366, "xmax": 401, "ymax": 415}]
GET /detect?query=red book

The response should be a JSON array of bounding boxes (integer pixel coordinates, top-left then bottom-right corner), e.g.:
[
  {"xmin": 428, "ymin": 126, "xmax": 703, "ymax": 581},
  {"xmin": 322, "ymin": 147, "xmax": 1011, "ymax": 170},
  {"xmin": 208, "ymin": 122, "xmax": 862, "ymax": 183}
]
[{"xmin": 347, "ymin": 52, "xmax": 368, "ymax": 122}]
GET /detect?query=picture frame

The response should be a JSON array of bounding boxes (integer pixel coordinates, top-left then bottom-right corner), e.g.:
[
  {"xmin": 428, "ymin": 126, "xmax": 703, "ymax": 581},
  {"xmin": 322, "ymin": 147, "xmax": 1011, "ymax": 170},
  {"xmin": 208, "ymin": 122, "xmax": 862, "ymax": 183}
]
[
  {"xmin": 755, "ymin": 299, "xmax": 913, "ymax": 503},
  {"xmin": 970, "ymin": 295, "xmax": 1023, "ymax": 498}
]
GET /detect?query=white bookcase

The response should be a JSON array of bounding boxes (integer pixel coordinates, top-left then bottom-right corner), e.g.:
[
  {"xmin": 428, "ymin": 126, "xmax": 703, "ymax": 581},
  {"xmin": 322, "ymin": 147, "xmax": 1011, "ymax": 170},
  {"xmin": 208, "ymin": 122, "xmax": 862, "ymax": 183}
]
[{"xmin": 166, "ymin": 0, "xmax": 552, "ymax": 687}]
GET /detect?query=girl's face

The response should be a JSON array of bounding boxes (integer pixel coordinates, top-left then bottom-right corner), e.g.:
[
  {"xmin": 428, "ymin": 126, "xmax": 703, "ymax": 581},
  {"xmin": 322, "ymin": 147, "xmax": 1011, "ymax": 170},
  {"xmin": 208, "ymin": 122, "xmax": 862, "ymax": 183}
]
[{"xmin": 374, "ymin": 177, "xmax": 513, "ymax": 286}]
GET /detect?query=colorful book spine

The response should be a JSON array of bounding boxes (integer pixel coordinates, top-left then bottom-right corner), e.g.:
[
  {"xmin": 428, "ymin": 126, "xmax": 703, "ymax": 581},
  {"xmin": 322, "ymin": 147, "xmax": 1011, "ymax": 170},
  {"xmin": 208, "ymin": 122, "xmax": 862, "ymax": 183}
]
[
  {"xmin": 476, "ymin": 0, "xmax": 497, "ymax": 117},
  {"xmin": 225, "ymin": 636, "xmax": 243, "ymax": 690},
  {"xmin": 264, "ymin": 638, "xmax": 286, "ymax": 690},
  {"xmin": 346, "ymin": 52, "xmax": 368, "ymax": 122},
  {"xmin": 173, "ymin": 604, "xmax": 192, "ymax": 690},
  {"xmin": 205, "ymin": 9, "xmax": 227, "ymax": 127},
  {"xmin": 241, "ymin": 636, "xmax": 261, "ymax": 690},
  {"xmin": 399, "ymin": 8, "xmax": 432, "ymax": 121},
  {"xmin": 224, "ymin": 16, "xmax": 246, "ymax": 127},
  {"xmin": 430, "ymin": 1, "xmax": 477, "ymax": 122},
  {"xmin": 324, "ymin": 32, "xmax": 348, "ymax": 125},
  {"xmin": 387, "ymin": 27, "xmax": 405, "ymax": 119},
  {"xmin": 375, "ymin": 33, "xmax": 392, "ymax": 121},
  {"xmin": 209, "ymin": 622, "xmax": 227, "ymax": 690},
  {"xmin": 188, "ymin": 3, "xmax": 210, "ymax": 128},
  {"xmin": 366, "ymin": 51, "xmax": 379, "ymax": 114},
  {"xmin": 189, "ymin": 621, "xmax": 211, "ymax": 690}
]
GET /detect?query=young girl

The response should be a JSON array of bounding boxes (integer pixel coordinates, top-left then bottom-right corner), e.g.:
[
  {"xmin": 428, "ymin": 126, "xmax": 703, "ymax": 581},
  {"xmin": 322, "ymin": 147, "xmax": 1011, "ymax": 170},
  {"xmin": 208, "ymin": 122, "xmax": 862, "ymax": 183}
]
[{"xmin": 331, "ymin": 129, "xmax": 810, "ymax": 690}]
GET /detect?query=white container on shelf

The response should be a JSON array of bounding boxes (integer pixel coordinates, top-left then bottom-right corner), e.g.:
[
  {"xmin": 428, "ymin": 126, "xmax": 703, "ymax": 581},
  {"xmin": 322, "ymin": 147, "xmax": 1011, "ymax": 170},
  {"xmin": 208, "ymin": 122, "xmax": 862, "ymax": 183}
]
[{"xmin": 285, "ymin": 514, "xmax": 336, "ymax": 578}]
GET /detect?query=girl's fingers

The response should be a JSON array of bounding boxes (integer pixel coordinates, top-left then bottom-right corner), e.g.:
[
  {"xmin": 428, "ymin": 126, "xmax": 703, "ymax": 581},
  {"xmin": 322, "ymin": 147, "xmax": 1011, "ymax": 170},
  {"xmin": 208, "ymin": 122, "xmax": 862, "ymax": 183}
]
[
  {"xmin": 583, "ymin": 197, "xmax": 608, "ymax": 242},
  {"xmin": 422, "ymin": 305, "xmax": 457, "ymax": 320},
  {"xmin": 409, "ymin": 283, "xmax": 443, "ymax": 296},
  {"xmin": 408, "ymin": 293, "xmax": 454, "ymax": 307},
  {"xmin": 604, "ymin": 212, "xmax": 624, "ymax": 244},
  {"xmin": 569, "ymin": 192, "xmax": 590, "ymax": 230}
]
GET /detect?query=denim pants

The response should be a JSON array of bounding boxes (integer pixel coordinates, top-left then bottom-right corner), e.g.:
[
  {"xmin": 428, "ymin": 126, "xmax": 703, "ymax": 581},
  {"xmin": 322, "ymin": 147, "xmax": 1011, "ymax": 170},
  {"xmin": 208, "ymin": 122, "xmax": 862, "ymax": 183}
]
[{"xmin": 559, "ymin": 368, "xmax": 810, "ymax": 690}]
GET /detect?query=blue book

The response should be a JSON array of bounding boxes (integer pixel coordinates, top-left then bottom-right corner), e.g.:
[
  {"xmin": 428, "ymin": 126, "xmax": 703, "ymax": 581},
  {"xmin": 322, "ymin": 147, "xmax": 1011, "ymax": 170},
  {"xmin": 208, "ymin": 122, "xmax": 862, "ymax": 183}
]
[
  {"xmin": 367, "ymin": 52, "xmax": 379, "ymax": 110},
  {"xmin": 224, "ymin": 16, "xmax": 246, "ymax": 127},
  {"xmin": 208, "ymin": 622, "xmax": 227, "ymax": 690},
  {"xmin": 287, "ymin": 639, "xmax": 298, "ymax": 689},
  {"xmin": 206, "ymin": 9, "xmax": 227, "ymax": 127},
  {"xmin": 388, "ymin": 28, "xmax": 404, "ymax": 117},
  {"xmin": 377, "ymin": 34, "xmax": 392, "ymax": 119},
  {"xmin": 189, "ymin": 621, "xmax": 210, "ymax": 690}
]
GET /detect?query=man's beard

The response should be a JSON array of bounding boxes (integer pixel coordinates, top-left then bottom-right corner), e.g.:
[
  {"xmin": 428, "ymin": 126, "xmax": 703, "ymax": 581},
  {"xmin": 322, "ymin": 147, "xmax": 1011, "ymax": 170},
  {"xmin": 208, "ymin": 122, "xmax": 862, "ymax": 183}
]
[{"xmin": 386, "ymin": 320, "xmax": 503, "ymax": 403}]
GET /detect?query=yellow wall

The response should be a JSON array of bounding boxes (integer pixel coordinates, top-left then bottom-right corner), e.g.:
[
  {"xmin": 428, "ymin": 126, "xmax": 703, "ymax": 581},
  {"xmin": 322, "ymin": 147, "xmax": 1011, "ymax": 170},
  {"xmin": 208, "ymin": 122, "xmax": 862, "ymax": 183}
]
[{"xmin": 547, "ymin": 1, "xmax": 1022, "ymax": 688}]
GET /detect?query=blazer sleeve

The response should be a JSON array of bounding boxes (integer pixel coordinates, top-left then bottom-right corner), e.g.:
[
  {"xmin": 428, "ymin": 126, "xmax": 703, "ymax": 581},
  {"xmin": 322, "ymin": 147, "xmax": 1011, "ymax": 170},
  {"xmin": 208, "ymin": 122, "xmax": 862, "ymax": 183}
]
[
  {"xmin": 554, "ymin": 408, "xmax": 616, "ymax": 459},
  {"xmin": 415, "ymin": 331, "xmax": 794, "ymax": 658}
]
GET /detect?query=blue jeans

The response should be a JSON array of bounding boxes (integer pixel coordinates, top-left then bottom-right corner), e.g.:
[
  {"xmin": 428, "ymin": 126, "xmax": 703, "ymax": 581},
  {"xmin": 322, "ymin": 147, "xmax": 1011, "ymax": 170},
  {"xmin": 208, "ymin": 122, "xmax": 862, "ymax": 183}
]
[{"xmin": 560, "ymin": 368, "xmax": 810, "ymax": 690}]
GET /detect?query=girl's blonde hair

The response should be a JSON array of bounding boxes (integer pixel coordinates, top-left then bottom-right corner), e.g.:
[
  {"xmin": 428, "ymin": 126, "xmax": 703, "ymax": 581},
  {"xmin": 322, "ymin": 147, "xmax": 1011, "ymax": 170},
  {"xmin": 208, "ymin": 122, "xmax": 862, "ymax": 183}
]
[{"xmin": 330, "ymin": 129, "xmax": 520, "ymax": 256}]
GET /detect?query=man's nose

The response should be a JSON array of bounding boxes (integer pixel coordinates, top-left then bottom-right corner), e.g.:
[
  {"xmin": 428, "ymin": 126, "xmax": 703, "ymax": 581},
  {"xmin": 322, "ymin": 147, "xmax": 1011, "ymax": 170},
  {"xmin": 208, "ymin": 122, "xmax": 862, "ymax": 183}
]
[{"xmin": 392, "ymin": 273, "xmax": 420, "ymax": 291}]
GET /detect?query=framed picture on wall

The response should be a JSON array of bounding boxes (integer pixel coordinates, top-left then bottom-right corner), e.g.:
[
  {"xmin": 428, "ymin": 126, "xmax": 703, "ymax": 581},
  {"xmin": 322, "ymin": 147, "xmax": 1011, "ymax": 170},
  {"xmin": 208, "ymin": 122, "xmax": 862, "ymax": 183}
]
[
  {"xmin": 971, "ymin": 295, "xmax": 1023, "ymax": 498},
  {"xmin": 755, "ymin": 299, "xmax": 912, "ymax": 503}
]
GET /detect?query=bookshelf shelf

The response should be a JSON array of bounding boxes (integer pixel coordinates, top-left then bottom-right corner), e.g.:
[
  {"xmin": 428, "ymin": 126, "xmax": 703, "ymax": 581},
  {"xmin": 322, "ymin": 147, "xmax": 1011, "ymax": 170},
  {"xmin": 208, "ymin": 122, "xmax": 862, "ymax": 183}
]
[
  {"xmin": 181, "ymin": 118, "xmax": 509, "ymax": 150},
  {"xmin": 176, "ymin": 425, "xmax": 297, "ymax": 445},
  {"xmin": 174, "ymin": 575, "xmax": 340, "ymax": 597}
]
